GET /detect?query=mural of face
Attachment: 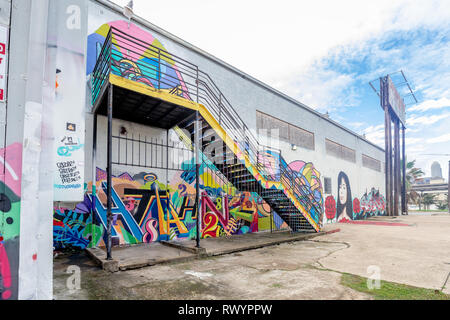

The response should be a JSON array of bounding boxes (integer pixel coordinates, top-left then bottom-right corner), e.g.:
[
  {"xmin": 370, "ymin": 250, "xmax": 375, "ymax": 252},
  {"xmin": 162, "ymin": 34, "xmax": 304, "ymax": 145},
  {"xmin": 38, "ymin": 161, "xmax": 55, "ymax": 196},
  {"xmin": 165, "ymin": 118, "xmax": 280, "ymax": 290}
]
[
  {"xmin": 336, "ymin": 172, "xmax": 352, "ymax": 221},
  {"xmin": 339, "ymin": 179, "xmax": 347, "ymax": 205}
]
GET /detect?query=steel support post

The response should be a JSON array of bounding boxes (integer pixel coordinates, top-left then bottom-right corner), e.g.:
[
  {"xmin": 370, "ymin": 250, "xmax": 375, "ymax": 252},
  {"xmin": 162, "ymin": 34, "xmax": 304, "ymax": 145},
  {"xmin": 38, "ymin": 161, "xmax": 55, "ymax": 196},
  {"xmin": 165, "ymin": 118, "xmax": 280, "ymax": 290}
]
[
  {"xmin": 91, "ymin": 112, "xmax": 98, "ymax": 248},
  {"xmin": 195, "ymin": 67, "xmax": 201, "ymax": 248},
  {"xmin": 106, "ymin": 84, "xmax": 113, "ymax": 260},
  {"xmin": 166, "ymin": 129, "xmax": 170, "ymax": 239},
  {"xmin": 195, "ymin": 110, "xmax": 201, "ymax": 248}
]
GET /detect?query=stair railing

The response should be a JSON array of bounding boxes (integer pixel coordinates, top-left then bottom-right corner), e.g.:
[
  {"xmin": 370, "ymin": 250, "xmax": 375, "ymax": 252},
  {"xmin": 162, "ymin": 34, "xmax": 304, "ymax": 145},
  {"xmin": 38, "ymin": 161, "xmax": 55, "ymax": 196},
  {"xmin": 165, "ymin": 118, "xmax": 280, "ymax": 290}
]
[{"xmin": 92, "ymin": 26, "xmax": 321, "ymax": 224}]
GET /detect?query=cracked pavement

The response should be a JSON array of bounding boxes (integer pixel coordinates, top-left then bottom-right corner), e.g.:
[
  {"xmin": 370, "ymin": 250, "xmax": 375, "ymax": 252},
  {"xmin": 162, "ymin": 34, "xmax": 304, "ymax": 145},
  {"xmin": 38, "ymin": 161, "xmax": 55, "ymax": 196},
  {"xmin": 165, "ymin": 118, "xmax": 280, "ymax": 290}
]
[{"xmin": 53, "ymin": 213, "xmax": 450, "ymax": 299}]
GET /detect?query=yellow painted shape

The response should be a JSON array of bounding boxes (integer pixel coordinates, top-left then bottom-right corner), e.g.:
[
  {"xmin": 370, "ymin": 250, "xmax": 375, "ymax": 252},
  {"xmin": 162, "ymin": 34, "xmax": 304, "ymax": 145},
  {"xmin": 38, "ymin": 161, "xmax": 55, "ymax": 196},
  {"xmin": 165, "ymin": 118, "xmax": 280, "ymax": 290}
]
[
  {"xmin": 154, "ymin": 186, "xmax": 168, "ymax": 236},
  {"xmin": 258, "ymin": 216, "xmax": 276, "ymax": 231},
  {"xmin": 168, "ymin": 203, "xmax": 189, "ymax": 234}
]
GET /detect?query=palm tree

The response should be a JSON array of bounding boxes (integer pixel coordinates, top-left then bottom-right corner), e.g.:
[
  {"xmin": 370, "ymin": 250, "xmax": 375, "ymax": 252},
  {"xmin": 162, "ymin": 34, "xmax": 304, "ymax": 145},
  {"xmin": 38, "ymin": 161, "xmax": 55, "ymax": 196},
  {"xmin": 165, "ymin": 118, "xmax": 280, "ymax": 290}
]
[
  {"xmin": 404, "ymin": 160, "xmax": 425, "ymax": 189},
  {"xmin": 402, "ymin": 159, "xmax": 425, "ymax": 211},
  {"xmin": 421, "ymin": 193, "xmax": 437, "ymax": 211}
]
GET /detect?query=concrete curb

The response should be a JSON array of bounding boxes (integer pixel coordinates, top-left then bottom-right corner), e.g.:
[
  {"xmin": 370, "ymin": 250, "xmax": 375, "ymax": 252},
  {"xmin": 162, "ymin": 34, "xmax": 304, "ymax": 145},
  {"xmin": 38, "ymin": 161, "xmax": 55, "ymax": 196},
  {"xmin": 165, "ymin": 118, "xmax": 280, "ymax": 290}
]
[
  {"xmin": 85, "ymin": 247, "xmax": 120, "ymax": 272},
  {"xmin": 160, "ymin": 240, "xmax": 207, "ymax": 255},
  {"xmin": 86, "ymin": 229, "xmax": 340, "ymax": 272}
]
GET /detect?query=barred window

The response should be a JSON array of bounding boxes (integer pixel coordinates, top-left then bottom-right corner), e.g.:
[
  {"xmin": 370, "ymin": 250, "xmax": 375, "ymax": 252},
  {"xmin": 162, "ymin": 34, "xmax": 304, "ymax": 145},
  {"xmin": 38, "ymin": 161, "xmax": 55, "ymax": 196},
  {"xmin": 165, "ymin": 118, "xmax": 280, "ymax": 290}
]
[
  {"xmin": 256, "ymin": 111, "xmax": 314, "ymax": 150},
  {"xmin": 324, "ymin": 177, "xmax": 332, "ymax": 194},
  {"xmin": 362, "ymin": 154, "xmax": 381, "ymax": 172},
  {"xmin": 325, "ymin": 139, "xmax": 356, "ymax": 163}
]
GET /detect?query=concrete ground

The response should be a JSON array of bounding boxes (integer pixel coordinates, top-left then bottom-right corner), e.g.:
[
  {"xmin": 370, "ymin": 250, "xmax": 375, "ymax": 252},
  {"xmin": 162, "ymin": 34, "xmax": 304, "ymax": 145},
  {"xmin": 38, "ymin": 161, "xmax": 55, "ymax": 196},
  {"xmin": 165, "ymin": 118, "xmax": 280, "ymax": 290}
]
[
  {"xmin": 53, "ymin": 212, "xmax": 450, "ymax": 299},
  {"xmin": 86, "ymin": 229, "xmax": 334, "ymax": 271},
  {"xmin": 319, "ymin": 213, "xmax": 450, "ymax": 294}
]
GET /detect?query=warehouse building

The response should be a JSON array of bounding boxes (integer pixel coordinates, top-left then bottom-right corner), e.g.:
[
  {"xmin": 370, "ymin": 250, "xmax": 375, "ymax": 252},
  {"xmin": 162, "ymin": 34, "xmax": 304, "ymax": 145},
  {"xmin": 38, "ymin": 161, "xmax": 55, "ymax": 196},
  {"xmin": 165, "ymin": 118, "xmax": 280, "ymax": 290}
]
[{"xmin": 0, "ymin": 0, "xmax": 385, "ymax": 299}]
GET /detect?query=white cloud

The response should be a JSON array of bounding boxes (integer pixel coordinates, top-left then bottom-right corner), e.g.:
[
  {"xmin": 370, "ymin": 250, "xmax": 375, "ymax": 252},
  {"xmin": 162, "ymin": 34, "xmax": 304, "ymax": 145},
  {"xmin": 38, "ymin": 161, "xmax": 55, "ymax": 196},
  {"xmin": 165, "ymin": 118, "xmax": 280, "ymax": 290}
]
[
  {"xmin": 406, "ymin": 137, "xmax": 425, "ymax": 145},
  {"xmin": 272, "ymin": 67, "xmax": 358, "ymax": 111},
  {"xmin": 349, "ymin": 122, "xmax": 366, "ymax": 129},
  {"xmin": 408, "ymin": 97, "xmax": 450, "ymax": 112},
  {"xmin": 406, "ymin": 113, "xmax": 450, "ymax": 126},
  {"xmin": 427, "ymin": 133, "xmax": 450, "ymax": 144},
  {"xmin": 363, "ymin": 124, "xmax": 385, "ymax": 146},
  {"xmin": 111, "ymin": 0, "xmax": 450, "ymax": 85}
]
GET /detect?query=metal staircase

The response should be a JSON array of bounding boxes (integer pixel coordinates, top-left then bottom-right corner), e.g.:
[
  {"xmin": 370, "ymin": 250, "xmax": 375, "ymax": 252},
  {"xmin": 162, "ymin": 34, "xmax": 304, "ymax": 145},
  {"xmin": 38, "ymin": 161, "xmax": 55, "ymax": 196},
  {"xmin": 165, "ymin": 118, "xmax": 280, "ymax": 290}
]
[
  {"xmin": 177, "ymin": 116, "xmax": 319, "ymax": 231},
  {"xmin": 91, "ymin": 26, "xmax": 322, "ymax": 232}
]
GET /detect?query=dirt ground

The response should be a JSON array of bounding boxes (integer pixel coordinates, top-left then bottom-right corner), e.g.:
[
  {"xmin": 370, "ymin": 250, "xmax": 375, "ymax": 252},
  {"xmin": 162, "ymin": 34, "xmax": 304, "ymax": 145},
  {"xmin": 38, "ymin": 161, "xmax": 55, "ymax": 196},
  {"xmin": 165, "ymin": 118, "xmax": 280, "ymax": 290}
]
[{"xmin": 53, "ymin": 213, "xmax": 450, "ymax": 300}]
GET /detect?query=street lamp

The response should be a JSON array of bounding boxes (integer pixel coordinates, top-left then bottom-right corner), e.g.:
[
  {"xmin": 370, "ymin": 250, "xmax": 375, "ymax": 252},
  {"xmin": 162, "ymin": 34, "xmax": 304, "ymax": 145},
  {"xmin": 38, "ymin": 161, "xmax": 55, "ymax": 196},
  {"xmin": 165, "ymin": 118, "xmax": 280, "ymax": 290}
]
[{"xmin": 123, "ymin": 1, "xmax": 134, "ymax": 22}]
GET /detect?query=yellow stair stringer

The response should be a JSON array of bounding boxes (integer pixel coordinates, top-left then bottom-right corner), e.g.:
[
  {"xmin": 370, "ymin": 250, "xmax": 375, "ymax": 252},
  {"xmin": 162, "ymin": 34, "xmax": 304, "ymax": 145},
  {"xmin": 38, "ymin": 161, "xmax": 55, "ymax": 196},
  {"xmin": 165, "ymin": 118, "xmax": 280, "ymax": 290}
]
[{"xmin": 109, "ymin": 74, "xmax": 320, "ymax": 232}]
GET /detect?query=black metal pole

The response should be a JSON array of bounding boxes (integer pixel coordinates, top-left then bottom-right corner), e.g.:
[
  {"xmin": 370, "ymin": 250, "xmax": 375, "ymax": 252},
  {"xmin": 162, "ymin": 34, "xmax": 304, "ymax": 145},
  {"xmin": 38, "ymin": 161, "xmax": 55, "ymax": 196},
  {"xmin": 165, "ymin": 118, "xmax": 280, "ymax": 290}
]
[
  {"xmin": 402, "ymin": 125, "xmax": 407, "ymax": 215},
  {"xmin": 195, "ymin": 67, "xmax": 201, "ymax": 248},
  {"xmin": 270, "ymin": 207, "xmax": 273, "ymax": 233},
  {"xmin": 195, "ymin": 110, "xmax": 201, "ymax": 248},
  {"xmin": 166, "ymin": 129, "xmax": 170, "ymax": 240},
  {"xmin": 106, "ymin": 84, "xmax": 113, "ymax": 260},
  {"xmin": 91, "ymin": 112, "xmax": 98, "ymax": 248}
]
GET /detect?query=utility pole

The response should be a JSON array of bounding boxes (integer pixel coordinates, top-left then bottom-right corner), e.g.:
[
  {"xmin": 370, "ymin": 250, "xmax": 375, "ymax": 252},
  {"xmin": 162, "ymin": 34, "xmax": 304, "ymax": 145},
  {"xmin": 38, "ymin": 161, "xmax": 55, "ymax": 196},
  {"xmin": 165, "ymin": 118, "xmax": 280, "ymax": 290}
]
[{"xmin": 448, "ymin": 160, "xmax": 450, "ymax": 213}]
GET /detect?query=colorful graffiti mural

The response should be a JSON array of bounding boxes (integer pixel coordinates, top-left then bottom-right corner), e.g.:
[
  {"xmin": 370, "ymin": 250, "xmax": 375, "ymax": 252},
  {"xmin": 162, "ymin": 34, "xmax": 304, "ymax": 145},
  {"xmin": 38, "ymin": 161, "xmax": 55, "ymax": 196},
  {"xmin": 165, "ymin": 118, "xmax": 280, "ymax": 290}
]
[
  {"xmin": 53, "ymin": 142, "xmax": 329, "ymax": 249},
  {"xmin": 53, "ymin": 162, "xmax": 289, "ymax": 250},
  {"xmin": 259, "ymin": 150, "xmax": 324, "ymax": 227},
  {"xmin": 288, "ymin": 160, "xmax": 324, "ymax": 226},
  {"xmin": 0, "ymin": 143, "xmax": 22, "ymax": 300},
  {"xmin": 87, "ymin": 21, "xmax": 190, "ymax": 100},
  {"xmin": 323, "ymin": 171, "xmax": 386, "ymax": 224}
]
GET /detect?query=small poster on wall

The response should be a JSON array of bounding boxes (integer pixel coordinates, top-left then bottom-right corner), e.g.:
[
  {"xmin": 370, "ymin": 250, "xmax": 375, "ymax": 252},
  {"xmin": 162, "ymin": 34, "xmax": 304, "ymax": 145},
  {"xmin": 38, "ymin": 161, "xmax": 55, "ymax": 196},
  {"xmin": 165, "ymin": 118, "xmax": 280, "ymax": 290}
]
[{"xmin": 0, "ymin": 24, "xmax": 8, "ymax": 101}]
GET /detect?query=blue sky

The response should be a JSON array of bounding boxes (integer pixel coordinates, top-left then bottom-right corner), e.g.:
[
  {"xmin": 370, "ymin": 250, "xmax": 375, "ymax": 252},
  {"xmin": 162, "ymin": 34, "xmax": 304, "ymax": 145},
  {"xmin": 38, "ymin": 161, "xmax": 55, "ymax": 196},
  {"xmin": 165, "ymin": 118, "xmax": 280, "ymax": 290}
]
[{"xmin": 111, "ymin": 0, "xmax": 450, "ymax": 177}]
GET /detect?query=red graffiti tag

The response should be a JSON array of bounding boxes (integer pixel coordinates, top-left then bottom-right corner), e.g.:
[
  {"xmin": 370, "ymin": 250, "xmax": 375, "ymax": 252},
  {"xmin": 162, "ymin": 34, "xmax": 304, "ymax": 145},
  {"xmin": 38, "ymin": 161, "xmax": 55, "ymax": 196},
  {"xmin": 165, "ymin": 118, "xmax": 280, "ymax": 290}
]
[
  {"xmin": 201, "ymin": 212, "xmax": 219, "ymax": 238},
  {"xmin": 0, "ymin": 243, "xmax": 12, "ymax": 300}
]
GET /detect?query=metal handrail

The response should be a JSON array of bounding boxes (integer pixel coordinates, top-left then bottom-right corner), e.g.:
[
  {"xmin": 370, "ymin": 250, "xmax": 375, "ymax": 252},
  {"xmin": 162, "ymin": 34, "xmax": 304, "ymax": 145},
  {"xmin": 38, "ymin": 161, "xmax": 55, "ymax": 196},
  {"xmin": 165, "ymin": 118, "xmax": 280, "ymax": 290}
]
[{"xmin": 91, "ymin": 26, "xmax": 322, "ymax": 224}]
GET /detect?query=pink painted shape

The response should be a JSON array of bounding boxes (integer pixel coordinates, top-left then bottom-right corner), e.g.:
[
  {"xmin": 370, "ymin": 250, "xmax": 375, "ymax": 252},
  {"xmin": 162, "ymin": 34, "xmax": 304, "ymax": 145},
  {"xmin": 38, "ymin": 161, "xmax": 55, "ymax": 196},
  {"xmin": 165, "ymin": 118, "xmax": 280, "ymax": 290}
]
[
  {"xmin": 108, "ymin": 21, "xmax": 156, "ymax": 62},
  {"xmin": 0, "ymin": 243, "xmax": 12, "ymax": 300},
  {"xmin": 102, "ymin": 21, "xmax": 190, "ymax": 98},
  {"xmin": 0, "ymin": 143, "xmax": 22, "ymax": 197},
  {"xmin": 288, "ymin": 160, "xmax": 306, "ymax": 173}
]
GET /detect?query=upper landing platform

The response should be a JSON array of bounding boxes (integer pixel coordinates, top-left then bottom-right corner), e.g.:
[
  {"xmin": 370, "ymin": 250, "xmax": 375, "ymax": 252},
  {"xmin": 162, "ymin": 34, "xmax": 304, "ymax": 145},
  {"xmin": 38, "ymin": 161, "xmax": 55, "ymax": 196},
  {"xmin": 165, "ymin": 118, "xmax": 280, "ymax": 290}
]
[{"xmin": 91, "ymin": 27, "xmax": 202, "ymax": 129}]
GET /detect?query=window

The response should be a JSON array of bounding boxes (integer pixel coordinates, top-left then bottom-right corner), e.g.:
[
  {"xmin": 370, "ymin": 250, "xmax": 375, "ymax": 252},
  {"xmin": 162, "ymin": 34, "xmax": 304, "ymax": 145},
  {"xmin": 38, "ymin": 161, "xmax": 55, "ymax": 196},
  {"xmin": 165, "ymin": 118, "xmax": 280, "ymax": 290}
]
[
  {"xmin": 325, "ymin": 139, "xmax": 356, "ymax": 163},
  {"xmin": 256, "ymin": 111, "xmax": 315, "ymax": 150},
  {"xmin": 362, "ymin": 154, "xmax": 381, "ymax": 172},
  {"xmin": 324, "ymin": 177, "xmax": 332, "ymax": 194}
]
